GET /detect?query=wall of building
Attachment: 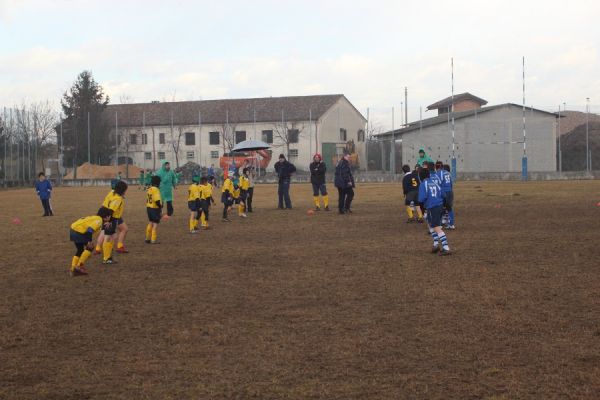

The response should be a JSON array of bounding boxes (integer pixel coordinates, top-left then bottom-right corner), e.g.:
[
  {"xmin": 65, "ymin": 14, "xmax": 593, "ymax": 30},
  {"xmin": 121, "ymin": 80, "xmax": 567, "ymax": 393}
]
[
  {"xmin": 452, "ymin": 100, "xmax": 482, "ymax": 112},
  {"xmin": 400, "ymin": 105, "xmax": 556, "ymax": 172},
  {"xmin": 317, "ymin": 97, "xmax": 367, "ymax": 169}
]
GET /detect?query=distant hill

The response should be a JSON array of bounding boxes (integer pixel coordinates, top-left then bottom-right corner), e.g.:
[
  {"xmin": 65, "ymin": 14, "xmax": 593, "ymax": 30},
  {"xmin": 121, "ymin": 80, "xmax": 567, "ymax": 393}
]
[
  {"xmin": 559, "ymin": 119, "xmax": 600, "ymax": 171},
  {"xmin": 558, "ymin": 111, "xmax": 600, "ymax": 136}
]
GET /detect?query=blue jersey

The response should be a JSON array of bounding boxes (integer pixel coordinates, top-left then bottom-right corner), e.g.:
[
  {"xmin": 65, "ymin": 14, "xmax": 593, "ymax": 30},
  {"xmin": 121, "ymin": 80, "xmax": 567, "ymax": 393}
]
[
  {"xmin": 418, "ymin": 178, "xmax": 444, "ymax": 209},
  {"xmin": 439, "ymin": 170, "xmax": 453, "ymax": 193},
  {"xmin": 430, "ymin": 170, "xmax": 443, "ymax": 187}
]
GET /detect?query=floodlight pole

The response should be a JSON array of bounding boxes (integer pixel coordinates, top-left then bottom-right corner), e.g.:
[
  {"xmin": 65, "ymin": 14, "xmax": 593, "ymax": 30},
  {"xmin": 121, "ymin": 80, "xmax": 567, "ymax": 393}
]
[
  {"xmin": 391, "ymin": 106, "xmax": 395, "ymax": 175},
  {"xmin": 451, "ymin": 57, "xmax": 456, "ymax": 180},
  {"xmin": 586, "ymin": 97, "xmax": 590, "ymax": 172},
  {"xmin": 521, "ymin": 56, "xmax": 528, "ymax": 181},
  {"xmin": 557, "ymin": 104, "xmax": 562, "ymax": 173}
]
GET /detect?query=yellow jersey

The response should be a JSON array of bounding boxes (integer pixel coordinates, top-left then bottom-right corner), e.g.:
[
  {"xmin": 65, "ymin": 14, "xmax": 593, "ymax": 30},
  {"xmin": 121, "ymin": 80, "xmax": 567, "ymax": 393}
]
[
  {"xmin": 233, "ymin": 188, "xmax": 240, "ymax": 199},
  {"xmin": 188, "ymin": 183, "xmax": 201, "ymax": 201},
  {"xmin": 102, "ymin": 190, "xmax": 125, "ymax": 219},
  {"xmin": 222, "ymin": 178, "xmax": 234, "ymax": 194},
  {"xmin": 239, "ymin": 175, "xmax": 250, "ymax": 190},
  {"xmin": 71, "ymin": 215, "xmax": 104, "ymax": 235},
  {"xmin": 200, "ymin": 184, "xmax": 213, "ymax": 200},
  {"xmin": 146, "ymin": 186, "xmax": 162, "ymax": 209}
]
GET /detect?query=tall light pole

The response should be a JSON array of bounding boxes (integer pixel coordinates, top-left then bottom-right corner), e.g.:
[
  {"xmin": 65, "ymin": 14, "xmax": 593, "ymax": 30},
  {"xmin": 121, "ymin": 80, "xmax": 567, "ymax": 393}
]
[
  {"xmin": 557, "ymin": 104, "xmax": 562, "ymax": 173},
  {"xmin": 586, "ymin": 97, "xmax": 590, "ymax": 172}
]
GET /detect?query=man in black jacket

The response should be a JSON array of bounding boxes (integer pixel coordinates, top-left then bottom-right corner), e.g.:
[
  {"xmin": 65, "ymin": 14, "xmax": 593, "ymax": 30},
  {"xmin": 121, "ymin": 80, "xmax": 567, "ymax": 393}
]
[
  {"xmin": 274, "ymin": 153, "xmax": 296, "ymax": 209},
  {"xmin": 334, "ymin": 151, "xmax": 355, "ymax": 214},
  {"xmin": 309, "ymin": 153, "xmax": 329, "ymax": 211}
]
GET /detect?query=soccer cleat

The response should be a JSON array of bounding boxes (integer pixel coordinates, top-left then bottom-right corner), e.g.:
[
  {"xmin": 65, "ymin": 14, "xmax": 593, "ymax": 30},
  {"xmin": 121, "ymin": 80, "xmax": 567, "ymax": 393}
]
[
  {"xmin": 324, "ymin": 206, "xmax": 330, "ymax": 211},
  {"xmin": 116, "ymin": 246, "xmax": 129, "ymax": 254},
  {"xmin": 439, "ymin": 249, "xmax": 452, "ymax": 256},
  {"xmin": 240, "ymin": 214, "xmax": 247, "ymax": 218},
  {"xmin": 446, "ymin": 225, "xmax": 456, "ymax": 230},
  {"xmin": 145, "ymin": 239, "xmax": 151, "ymax": 244},
  {"xmin": 70, "ymin": 267, "xmax": 88, "ymax": 277},
  {"xmin": 189, "ymin": 230, "xmax": 198, "ymax": 234},
  {"xmin": 102, "ymin": 258, "xmax": 118, "ymax": 264},
  {"xmin": 150, "ymin": 240, "xmax": 160, "ymax": 244},
  {"xmin": 315, "ymin": 206, "xmax": 321, "ymax": 211},
  {"xmin": 222, "ymin": 218, "xmax": 231, "ymax": 222},
  {"xmin": 431, "ymin": 245, "xmax": 440, "ymax": 254}
]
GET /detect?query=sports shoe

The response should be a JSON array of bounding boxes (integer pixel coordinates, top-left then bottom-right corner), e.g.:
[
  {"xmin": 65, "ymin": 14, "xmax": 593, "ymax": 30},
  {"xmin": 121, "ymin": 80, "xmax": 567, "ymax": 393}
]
[
  {"xmin": 70, "ymin": 267, "xmax": 88, "ymax": 277},
  {"xmin": 240, "ymin": 213, "xmax": 247, "ymax": 218},
  {"xmin": 431, "ymin": 245, "xmax": 440, "ymax": 254},
  {"xmin": 324, "ymin": 206, "xmax": 330, "ymax": 211},
  {"xmin": 189, "ymin": 230, "xmax": 198, "ymax": 234},
  {"xmin": 222, "ymin": 218, "xmax": 231, "ymax": 222},
  {"xmin": 439, "ymin": 249, "xmax": 452, "ymax": 256},
  {"xmin": 315, "ymin": 206, "xmax": 321, "ymax": 211},
  {"xmin": 446, "ymin": 225, "xmax": 456, "ymax": 230},
  {"xmin": 102, "ymin": 258, "xmax": 118, "ymax": 264},
  {"xmin": 150, "ymin": 240, "xmax": 160, "ymax": 244},
  {"xmin": 116, "ymin": 246, "xmax": 129, "ymax": 253},
  {"xmin": 145, "ymin": 239, "xmax": 151, "ymax": 244}
]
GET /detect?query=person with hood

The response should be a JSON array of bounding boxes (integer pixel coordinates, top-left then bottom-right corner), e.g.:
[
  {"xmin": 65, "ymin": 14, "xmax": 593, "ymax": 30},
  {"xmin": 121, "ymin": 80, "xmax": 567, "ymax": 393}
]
[
  {"xmin": 155, "ymin": 160, "xmax": 177, "ymax": 216},
  {"xmin": 334, "ymin": 151, "xmax": 355, "ymax": 214},
  {"xmin": 274, "ymin": 153, "xmax": 296, "ymax": 209},
  {"xmin": 416, "ymin": 148, "xmax": 434, "ymax": 167},
  {"xmin": 309, "ymin": 153, "xmax": 329, "ymax": 211}
]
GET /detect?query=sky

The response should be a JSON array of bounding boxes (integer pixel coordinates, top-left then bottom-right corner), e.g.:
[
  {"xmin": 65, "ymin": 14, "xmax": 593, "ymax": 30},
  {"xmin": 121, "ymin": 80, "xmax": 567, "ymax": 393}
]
[{"xmin": 0, "ymin": 0, "xmax": 599, "ymax": 127}]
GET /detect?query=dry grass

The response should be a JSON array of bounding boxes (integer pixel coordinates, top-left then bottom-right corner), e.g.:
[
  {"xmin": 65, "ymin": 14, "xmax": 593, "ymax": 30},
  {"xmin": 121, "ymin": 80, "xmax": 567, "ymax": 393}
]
[{"xmin": 1, "ymin": 181, "xmax": 599, "ymax": 399}]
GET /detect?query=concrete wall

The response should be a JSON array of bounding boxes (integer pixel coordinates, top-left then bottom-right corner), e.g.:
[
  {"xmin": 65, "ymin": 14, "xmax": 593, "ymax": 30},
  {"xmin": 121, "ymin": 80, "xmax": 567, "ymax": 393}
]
[{"xmin": 401, "ymin": 105, "xmax": 556, "ymax": 172}]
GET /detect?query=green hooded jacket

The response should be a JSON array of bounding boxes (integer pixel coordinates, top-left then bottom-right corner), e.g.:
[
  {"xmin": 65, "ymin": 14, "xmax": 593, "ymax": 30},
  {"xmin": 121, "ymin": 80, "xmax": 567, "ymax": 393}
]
[
  {"xmin": 155, "ymin": 160, "xmax": 177, "ymax": 202},
  {"xmin": 417, "ymin": 148, "xmax": 434, "ymax": 166}
]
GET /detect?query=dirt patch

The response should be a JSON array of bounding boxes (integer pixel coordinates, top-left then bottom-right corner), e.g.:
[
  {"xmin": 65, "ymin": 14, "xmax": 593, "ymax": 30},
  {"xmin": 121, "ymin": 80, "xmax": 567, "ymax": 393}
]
[{"xmin": 63, "ymin": 162, "xmax": 143, "ymax": 180}]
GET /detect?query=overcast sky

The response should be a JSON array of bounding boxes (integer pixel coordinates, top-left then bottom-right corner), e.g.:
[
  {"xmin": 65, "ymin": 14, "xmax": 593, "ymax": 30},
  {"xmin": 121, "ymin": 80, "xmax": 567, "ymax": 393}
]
[{"xmin": 0, "ymin": 0, "xmax": 598, "ymax": 126}]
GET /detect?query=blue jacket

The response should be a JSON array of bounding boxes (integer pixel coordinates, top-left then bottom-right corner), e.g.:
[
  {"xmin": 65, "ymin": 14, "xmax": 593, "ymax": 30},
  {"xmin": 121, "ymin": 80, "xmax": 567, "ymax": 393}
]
[
  {"xmin": 274, "ymin": 160, "xmax": 296, "ymax": 182},
  {"xmin": 35, "ymin": 179, "xmax": 52, "ymax": 200},
  {"xmin": 334, "ymin": 158, "xmax": 354, "ymax": 189},
  {"xmin": 418, "ymin": 178, "xmax": 444, "ymax": 209}
]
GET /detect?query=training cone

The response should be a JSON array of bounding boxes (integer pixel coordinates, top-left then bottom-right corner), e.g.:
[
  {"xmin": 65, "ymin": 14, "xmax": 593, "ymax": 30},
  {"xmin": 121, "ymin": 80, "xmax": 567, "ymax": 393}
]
[
  {"xmin": 494, "ymin": 204, "xmax": 502, "ymax": 209},
  {"xmin": 307, "ymin": 209, "xmax": 315, "ymax": 216},
  {"xmin": 12, "ymin": 217, "xmax": 21, "ymax": 225},
  {"xmin": 596, "ymin": 201, "xmax": 600, "ymax": 207}
]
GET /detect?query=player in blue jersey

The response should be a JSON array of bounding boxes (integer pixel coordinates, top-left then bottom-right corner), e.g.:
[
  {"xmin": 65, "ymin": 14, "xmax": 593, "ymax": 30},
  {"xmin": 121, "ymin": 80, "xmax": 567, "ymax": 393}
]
[
  {"xmin": 418, "ymin": 167, "xmax": 451, "ymax": 255},
  {"xmin": 441, "ymin": 163, "xmax": 455, "ymax": 230}
]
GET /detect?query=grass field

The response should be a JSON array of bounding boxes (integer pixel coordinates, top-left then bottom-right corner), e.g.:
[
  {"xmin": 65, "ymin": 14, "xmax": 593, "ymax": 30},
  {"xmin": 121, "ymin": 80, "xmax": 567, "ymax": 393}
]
[{"xmin": 1, "ymin": 181, "xmax": 600, "ymax": 399}]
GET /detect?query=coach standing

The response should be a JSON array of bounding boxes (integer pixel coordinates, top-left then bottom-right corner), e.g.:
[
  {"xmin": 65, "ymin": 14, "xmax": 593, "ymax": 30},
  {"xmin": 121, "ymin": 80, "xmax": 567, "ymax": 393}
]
[
  {"xmin": 334, "ymin": 151, "xmax": 355, "ymax": 214},
  {"xmin": 274, "ymin": 153, "xmax": 296, "ymax": 209}
]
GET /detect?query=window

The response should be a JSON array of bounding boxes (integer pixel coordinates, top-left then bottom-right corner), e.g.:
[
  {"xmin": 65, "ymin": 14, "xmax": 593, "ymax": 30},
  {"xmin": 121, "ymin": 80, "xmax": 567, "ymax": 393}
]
[
  {"xmin": 288, "ymin": 129, "xmax": 299, "ymax": 143},
  {"xmin": 159, "ymin": 133, "xmax": 166, "ymax": 144},
  {"xmin": 185, "ymin": 132, "xmax": 195, "ymax": 146},
  {"xmin": 340, "ymin": 128, "xmax": 347, "ymax": 141},
  {"xmin": 357, "ymin": 129, "xmax": 365, "ymax": 142},
  {"xmin": 211, "ymin": 151, "xmax": 219, "ymax": 159},
  {"xmin": 158, "ymin": 151, "xmax": 165, "ymax": 160},
  {"xmin": 235, "ymin": 130, "xmax": 246, "ymax": 144},
  {"xmin": 209, "ymin": 131, "xmax": 220, "ymax": 145},
  {"xmin": 144, "ymin": 152, "xmax": 152, "ymax": 160},
  {"xmin": 186, "ymin": 151, "xmax": 195, "ymax": 160},
  {"xmin": 289, "ymin": 149, "xmax": 299, "ymax": 158},
  {"xmin": 261, "ymin": 130, "xmax": 273, "ymax": 144},
  {"xmin": 129, "ymin": 134, "xmax": 137, "ymax": 145},
  {"xmin": 142, "ymin": 134, "xmax": 148, "ymax": 145}
]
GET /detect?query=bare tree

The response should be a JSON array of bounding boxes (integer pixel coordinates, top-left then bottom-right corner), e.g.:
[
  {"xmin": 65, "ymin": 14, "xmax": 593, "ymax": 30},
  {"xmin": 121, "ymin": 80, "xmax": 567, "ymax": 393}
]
[
  {"xmin": 169, "ymin": 121, "xmax": 184, "ymax": 168},
  {"xmin": 272, "ymin": 113, "xmax": 305, "ymax": 159}
]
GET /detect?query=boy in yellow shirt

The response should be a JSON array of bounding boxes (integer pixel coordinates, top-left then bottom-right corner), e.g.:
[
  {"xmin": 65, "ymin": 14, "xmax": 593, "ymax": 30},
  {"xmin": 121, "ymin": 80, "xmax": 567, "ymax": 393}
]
[
  {"xmin": 187, "ymin": 176, "xmax": 202, "ymax": 233},
  {"xmin": 69, "ymin": 207, "xmax": 113, "ymax": 276},
  {"xmin": 98, "ymin": 181, "xmax": 128, "ymax": 264},
  {"xmin": 198, "ymin": 176, "xmax": 215, "ymax": 229},
  {"xmin": 145, "ymin": 175, "xmax": 163, "ymax": 244},
  {"xmin": 238, "ymin": 168, "xmax": 250, "ymax": 218},
  {"xmin": 221, "ymin": 174, "xmax": 234, "ymax": 222}
]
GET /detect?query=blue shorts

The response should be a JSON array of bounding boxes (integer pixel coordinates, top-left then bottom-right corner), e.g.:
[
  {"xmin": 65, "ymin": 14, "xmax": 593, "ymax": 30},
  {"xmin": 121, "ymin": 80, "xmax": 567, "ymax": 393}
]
[
  {"xmin": 312, "ymin": 183, "xmax": 328, "ymax": 196},
  {"xmin": 147, "ymin": 207, "xmax": 161, "ymax": 223},
  {"xmin": 221, "ymin": 193, "xmax": 233, "ymax": 206},
  {"xmin": 104, "ymin": 218, "xmax": 123, "ymax": 235},
  {"xmin": 70, "ymin": 229, "xmax": 92, "ymax": 244},
  {"xmin": 427, "ymin": 205, "xmax": 444, "ymax": 227},
  {"xmin": 188, "ymin": 200, "xmax": 199, "ymax": 212}
]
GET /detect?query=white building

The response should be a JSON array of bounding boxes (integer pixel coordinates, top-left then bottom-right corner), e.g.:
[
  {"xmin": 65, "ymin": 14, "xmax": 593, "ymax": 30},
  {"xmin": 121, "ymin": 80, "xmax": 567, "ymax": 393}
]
[{"xmin": 107, "ymin": 95, "xmax": 367, "ymax": 172}]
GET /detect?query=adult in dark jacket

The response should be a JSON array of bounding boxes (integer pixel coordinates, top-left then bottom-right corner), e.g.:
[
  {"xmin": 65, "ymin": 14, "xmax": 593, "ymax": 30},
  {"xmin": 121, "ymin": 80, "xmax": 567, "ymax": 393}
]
[
  {"xmin": 334, "ymin": 152, "xmax": 355, "ymax": 214},
  {"xmin": 309, "ymin": 153, "xmax": 329, "ymax": 211},
  {"xmin": 274, "ymin": 153, "xmax": 296, "ymax": 209},
  {"xmin": 35, "ymin": 172, "xmax": 53, "ymax": 216}
]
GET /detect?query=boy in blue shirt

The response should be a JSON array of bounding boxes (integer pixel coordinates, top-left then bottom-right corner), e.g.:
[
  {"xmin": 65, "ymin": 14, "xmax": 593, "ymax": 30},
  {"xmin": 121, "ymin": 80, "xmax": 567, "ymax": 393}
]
[
  {"xmin": 442, "ymin": 164, "xmax": 455, "ymax": 230},
  {"xmin": 418, "ymin": 167, "xmax": 451, "ymax": 255},
  {"xmin": 35, "ymin": 172, "xmax": 53, "ymax": 216}
]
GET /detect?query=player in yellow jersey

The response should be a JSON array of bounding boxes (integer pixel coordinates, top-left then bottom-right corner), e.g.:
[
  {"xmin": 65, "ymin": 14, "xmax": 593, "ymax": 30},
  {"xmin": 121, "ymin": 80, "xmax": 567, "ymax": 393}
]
[
  {"xmin": 198, "ymin": 176, "xmax": 215, "ymax": 229},
  {"xmin": 187, "ymin": 176, "xmax": 202, "ymax": 234},
  {"xmin": 69, "ymin": 207, "xmax": 113, "ymax": 276},
  {"xmin": 221, "ymin": 174, "xmax": 234, "ymax": 222},
  {"xmin": 238, "ymin": 168, "xmax": 250, "ymax": 218},
  {"xmin": 145, "ymin": 175, "xmax": 163, "ymax": 244},
  {"xmin": 96, "ymin": 181, "xmax": 128, "ymax": 264}
]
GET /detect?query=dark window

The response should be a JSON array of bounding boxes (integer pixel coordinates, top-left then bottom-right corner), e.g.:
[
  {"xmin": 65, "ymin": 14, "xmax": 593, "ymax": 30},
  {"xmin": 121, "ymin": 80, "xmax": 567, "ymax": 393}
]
[
  {"xmin": 129, "ymin": 134, "xmax": 137, "ymax": 145},
  {"xmin": 159, "ymin": 133, "xmax": 166, "ymax": 144},
  {"xmin": 357, "ymin": 129, "xmax": 365, "ymax": 142},
  {"xmin": 185, "ymin": 132, "xmax": 195, "ymax": 146},
  {"xmin": 158, "ymin": 151, "xmax": 165, "ymax": 160},
  {"xmin": 211, "ymin": 151, "xmax": 219, "ymax": 159},
  {"xmin": 142, "ymin": 134, "xmax": 148, "ymax": 145},
  {"xmin": 209, "ymin": 131, "xmax": 220, "ymax": 145},
  {"xmin": 144, "ymin": 152, "xmax": 152, "ymax": 160},
  {"xmin": 288, "ymin": 129, "xmax": 299, "ymax": 143},
  {"xmin": 289, "ymin": 149, "xmax": 298, "ymax": 158},
  {"xmin": 340, "ymin": 128, "xmax": 347, "ymax": 141},
  {"xmin": 261, "ymin": 130, "xmax": 273, "ymax": 144},
  {"xmin": 235, "ymin": 131, "xmax": 246, "ymax": 144}
]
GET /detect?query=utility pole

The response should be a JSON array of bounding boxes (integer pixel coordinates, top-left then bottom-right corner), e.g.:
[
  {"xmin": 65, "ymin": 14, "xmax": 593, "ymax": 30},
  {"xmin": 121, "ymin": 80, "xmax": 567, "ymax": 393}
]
[
  {"xmin": 404, "ymin": 87, "xmax": 408, "ymax": 126},
  {"xmin": 586, "ymin": 97, "xmax": 590, "ymax": 172}
]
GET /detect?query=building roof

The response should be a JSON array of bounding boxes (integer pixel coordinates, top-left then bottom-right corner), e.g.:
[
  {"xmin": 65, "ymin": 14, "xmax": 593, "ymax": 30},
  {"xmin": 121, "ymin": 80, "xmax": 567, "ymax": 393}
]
[
  {"xmin": 426, "ymin": 92, "xmax": 488, "ymax": 110},
  {"xmin": 376, "ymin": 103, "xmax": 558, "ymax": 139},
  {"xmin": 106, "ymin": 94, "xmax": 355, "ymax": 127}
]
